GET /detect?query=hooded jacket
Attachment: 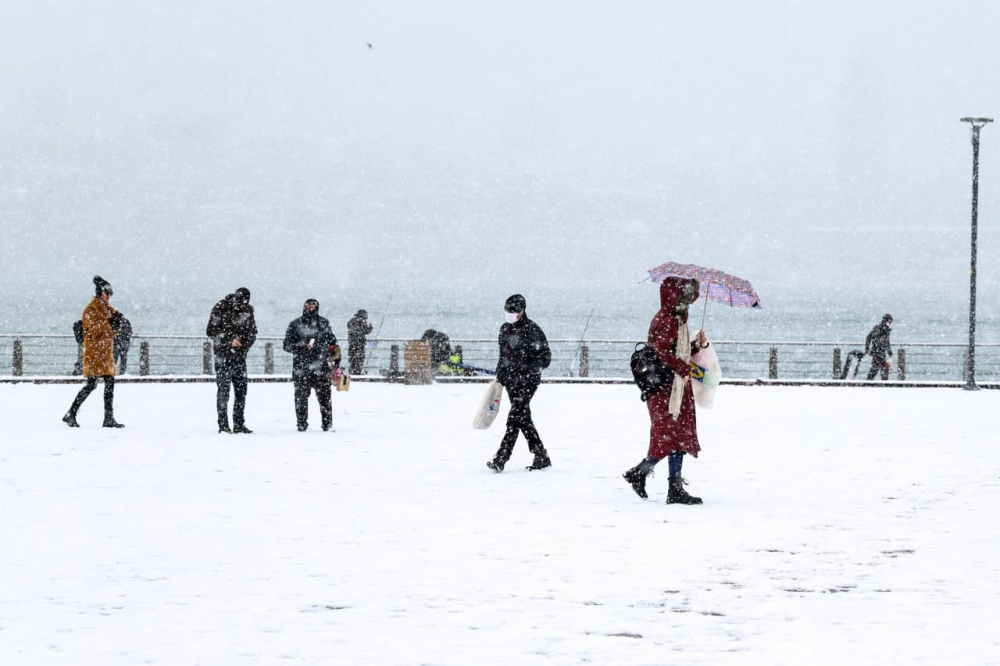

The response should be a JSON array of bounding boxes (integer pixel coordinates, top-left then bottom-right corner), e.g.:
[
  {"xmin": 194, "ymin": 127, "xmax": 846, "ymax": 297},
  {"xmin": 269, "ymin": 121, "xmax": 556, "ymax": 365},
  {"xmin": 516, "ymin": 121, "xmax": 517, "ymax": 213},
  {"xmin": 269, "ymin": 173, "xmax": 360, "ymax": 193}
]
[
  {"xmin": 283, "ymin": 302, "xmax": 338, "ymax": 377},
  {"xmin": 645, "ymin": 276, "xmax": 701, "ymax": 459},
  {"xmin": 865, "ymin": 317, "xmax": 893, "ymax": 359},
  {"xmin": 206, "ymin": 293, "xmax": 257, "ymax": 361}
]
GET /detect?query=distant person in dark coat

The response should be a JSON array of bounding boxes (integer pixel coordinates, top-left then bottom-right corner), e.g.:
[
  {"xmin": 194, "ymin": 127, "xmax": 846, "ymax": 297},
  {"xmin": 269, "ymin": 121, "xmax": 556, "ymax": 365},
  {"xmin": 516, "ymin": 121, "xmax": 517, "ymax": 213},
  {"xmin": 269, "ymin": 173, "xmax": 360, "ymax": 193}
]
[
  {"xmin": 111, "ymin": 311, "xmax": 133, "ymax": 374},
  {"xmin": 284, "ymin": 299, "xmax": 339, "ymax": 432},
  {"xmin": 347, "ymin": 309, "xmax": 373, "ymax": 375},
  {"xmin": 487, "ymin": 294, "xmax": 553, "ymax": 472},
  {"xmin": 622, "ymin": 277, "xmax": 706, "ymax": 504},
  {"xmin": 63, "ymin": 276, "xmax": 124, "ymax": 428},
  {"xmin": 865, "ymin": 314, "xmax": 894, "ymax": 381},
  {"xmin": 207, "ymin": 287, "xmax": 257, "ymax": 433}
]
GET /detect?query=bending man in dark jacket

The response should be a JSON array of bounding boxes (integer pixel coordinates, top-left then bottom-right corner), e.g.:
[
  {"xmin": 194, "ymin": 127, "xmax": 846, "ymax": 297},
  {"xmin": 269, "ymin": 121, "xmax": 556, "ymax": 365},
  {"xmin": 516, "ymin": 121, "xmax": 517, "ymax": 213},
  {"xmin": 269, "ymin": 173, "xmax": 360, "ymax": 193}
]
[
  {"xmin": 865, "ymin": 314, "xmax": 894, "ymax": 381},
  {"xmin": 487, "ymin": 294, "xmax": 552, "ymax": 472},
  {"xmin": 347, "ymin": 309, "xmax": 373, "ymax": 375},
  {"xmin": 207, "ymin": 287, "xmax": 257, "ymax": 433},
  {"xmin": 284, "ymin": 299, "xmax": 338, "ymax": 432}
]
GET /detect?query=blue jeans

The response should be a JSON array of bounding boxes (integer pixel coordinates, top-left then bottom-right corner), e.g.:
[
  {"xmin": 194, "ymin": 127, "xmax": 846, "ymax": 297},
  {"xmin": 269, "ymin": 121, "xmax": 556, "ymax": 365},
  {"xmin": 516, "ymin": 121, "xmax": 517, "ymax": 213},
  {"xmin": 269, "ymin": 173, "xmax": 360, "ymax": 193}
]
[{"xmin": 638, "ymin": 451, "xmax": 685, "ymax": 477}]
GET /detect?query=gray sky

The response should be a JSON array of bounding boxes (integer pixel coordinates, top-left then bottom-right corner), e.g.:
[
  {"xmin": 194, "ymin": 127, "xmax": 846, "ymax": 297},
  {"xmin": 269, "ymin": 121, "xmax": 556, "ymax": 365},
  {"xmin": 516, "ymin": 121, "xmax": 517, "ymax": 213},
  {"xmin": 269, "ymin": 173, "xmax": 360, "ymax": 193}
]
[{"xmin": 3, "ymin": 0, "xmax": 1000, "ymax": 326}]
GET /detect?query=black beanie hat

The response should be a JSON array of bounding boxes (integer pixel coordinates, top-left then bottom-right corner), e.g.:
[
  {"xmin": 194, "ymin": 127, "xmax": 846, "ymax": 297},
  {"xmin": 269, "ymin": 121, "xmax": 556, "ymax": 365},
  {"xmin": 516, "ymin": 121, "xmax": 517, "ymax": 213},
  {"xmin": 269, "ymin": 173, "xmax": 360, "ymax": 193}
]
[
  {"xmin": 93, "ymin": 275, "xmax": 113, "ymax": 297},
  {"xmin": 235, "ymin": 287, "xmax": 250, "ymax": 304},
  {"xmin": 504, "ymin": 294, "xmax": 526, "ymax": 313}
]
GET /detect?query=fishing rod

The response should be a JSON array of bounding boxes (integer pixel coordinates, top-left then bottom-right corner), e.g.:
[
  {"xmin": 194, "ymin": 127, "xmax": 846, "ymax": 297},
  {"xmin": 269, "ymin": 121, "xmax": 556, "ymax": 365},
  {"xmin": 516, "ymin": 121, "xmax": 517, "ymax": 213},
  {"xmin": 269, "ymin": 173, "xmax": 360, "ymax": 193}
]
[
  {"xmin": 568, "ymin": 306, "xmax": 596, "ymax": 376},
  {"xmin": 361, "ymin": 293, "xmax": 393, "ymax": 376}
]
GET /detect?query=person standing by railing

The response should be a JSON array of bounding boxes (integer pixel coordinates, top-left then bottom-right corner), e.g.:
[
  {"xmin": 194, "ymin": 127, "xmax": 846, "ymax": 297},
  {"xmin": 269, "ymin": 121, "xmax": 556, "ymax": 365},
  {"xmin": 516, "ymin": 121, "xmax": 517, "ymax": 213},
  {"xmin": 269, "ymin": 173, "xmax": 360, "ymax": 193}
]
[
  {"xmin": 623, "ymin": 277, "xmax": 705, "ymax": 504},
  {"xmin": 63, "ymin": 276, "xmax": 124, "ymax": 428},
  {"xmin": 865, "ymin": 314, "xmax": 894, "ymax": 381},
  {"xmin": 207, "ymin": 288, "xmax": 257, "ymax": 433},
  {"xmin": 347, "ymin": 309, "xmax": 373, "ymax": 375},
  {"xmin": 487, "ymin": 294, "xmax": 553, "ymax": 472}
]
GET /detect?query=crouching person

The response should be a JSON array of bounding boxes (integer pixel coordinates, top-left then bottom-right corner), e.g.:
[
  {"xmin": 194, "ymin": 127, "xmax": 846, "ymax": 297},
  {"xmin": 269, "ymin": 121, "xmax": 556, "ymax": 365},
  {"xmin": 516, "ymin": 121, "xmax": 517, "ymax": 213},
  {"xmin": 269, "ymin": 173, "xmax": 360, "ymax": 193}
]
[{"xmin": 283, "ymin": 299, "xmax": 337, "ymax": 432}]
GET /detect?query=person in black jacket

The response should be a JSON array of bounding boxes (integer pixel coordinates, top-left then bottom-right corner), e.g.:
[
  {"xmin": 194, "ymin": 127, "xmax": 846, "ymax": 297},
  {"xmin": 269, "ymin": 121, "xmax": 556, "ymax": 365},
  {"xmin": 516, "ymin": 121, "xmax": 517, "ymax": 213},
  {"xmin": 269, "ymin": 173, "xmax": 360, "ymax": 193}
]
[
  {"xmin": 347, "ymin": 309, "xmax": 374, "ymax": 375},
  {"xmin": 865, "ymin": 314, "xmax": 894, "ymax": 381},
  {"xmin": 487, "ymin": 294, "xmax": 553, "ymax": 472},
  {"xmin": 111, "ymin": 311, "xmax": 133, "ymax": 374},
  {"xmin": 206, "ymin": 288, "xmax": 257, "ymax": 433},
  {"xmin": 283, "ymin": 299, "xmax": 339, "ymax": 432}
]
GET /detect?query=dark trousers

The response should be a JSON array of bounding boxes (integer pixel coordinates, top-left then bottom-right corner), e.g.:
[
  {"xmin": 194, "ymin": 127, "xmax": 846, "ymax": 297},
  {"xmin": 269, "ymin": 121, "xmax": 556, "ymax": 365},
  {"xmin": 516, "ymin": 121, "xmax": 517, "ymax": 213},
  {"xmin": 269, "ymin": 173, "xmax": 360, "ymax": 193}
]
[
  {"xmin": 294, "ymin": 372, "xmax": 333, "ymax": 429},
  {"xmin": 68, "ymin": 375, "xmax": 115, "ymax": 419},
  {"xmin": 867, "ymin": 355, "xmax": 890, "ymax": 381},
  {"xmin": 348, "ymin": 346, "xmax": 365, "ymax": 376},
  {"xmin": 494, "ymin": 378, "xmax": 547, "ymax": 464},
  {"xmin": 216, "ymin": 357, "xmax": 248, "ymax": 428},
  {"xmin": 114, "ymin": 345, "xmax": 129, "ymax": 374}
]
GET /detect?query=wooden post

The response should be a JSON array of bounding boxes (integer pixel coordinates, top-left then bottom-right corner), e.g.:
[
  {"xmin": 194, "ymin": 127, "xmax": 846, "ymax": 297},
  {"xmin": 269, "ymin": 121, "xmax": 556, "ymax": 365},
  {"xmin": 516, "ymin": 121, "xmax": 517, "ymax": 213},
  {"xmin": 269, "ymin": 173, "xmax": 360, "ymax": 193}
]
[
  {"xmin": 390, "ymin": 344, "xmax": 400, "ymax": 375},
  {"xmin": 897, "ymin": 348, "xmax": 906, "ymax": 381},
  {"xmin": 832, "ymin": 348, "xmax": 842, "ymax": 380},
  {"xmin": 963, "ymin": 348, "xmax": 970, "ymax": 382},
  {"xmin": 769, "ymin": 347, "xmax": 778, "ymax": 379},
  {"xmin": 404, "ymin": 340, "xmax": 432, "ymax": 385},
  {"xmin": 203, "ymin": 341, "xmax": 213, "ymax": 375},
  {"xmin": 12, "ymin": 339, "xmax": 23, "ymax": 376},
  {"xmin": 264, "ymin": 342, "xmax": 274, "ymax": 375},
  {"xmin": 139, "ymin": 340, "xmax": 150, "ymax": 376},
  {"xmin": 579, "ymin": 344, "xmax": 589, "ymax": 377}
]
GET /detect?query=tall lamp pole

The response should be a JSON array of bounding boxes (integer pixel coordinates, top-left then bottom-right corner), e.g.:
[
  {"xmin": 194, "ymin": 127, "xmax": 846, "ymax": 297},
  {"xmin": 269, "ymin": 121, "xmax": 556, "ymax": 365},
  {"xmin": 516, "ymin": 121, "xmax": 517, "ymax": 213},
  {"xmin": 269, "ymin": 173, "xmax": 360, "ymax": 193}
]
[{"xmin": 960, "ymin": 117, "xmax": 992, "ymax": 390}]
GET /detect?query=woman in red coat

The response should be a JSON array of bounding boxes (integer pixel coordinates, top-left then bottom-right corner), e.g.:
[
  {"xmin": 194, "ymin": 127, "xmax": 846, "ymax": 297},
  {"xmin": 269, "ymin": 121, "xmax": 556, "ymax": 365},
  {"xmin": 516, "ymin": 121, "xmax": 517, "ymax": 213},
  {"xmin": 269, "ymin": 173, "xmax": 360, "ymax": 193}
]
[{"xmin": 623, "ymin": 276, "xmax": 707, "ymax": 504}]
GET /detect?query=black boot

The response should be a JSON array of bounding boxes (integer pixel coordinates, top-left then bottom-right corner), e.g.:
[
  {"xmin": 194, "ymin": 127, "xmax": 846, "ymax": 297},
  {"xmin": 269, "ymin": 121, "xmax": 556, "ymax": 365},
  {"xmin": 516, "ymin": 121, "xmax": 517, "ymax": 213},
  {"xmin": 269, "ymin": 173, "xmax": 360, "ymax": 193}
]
[
  {"xmin": 525, "ymin": 455, "xmax": 551, "ymax": 471},
  {"xmin": 623, "ymin": 466, "xmax": 648, "ymax": 499},
  {"xmin": 102, "ymin": 416, "xmax": 125, "ymax": 428},
  {"xmin": 667, "ymin": 477, "xmax": 702, "ymax": 505},
  {"xmin": 233, "ymin": 425, "xmax": 253, "ymax": 434},
  {"xmin": 486, "ymin": 459, "xmax": 505, "ymax": 473},
  {"xmin": 62, "ymin": 412, "xmax": 80, "ymax": 428}
]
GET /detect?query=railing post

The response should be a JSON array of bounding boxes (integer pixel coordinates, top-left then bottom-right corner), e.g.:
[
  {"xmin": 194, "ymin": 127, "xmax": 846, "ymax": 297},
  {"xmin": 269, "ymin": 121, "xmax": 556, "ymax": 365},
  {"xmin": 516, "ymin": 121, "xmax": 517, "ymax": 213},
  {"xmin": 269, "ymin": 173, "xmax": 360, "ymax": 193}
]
[
  {"xmin": 963, "ymin": 348, "xmax": 970, "ymax": 382},
  {"xmin": 12, "ymin": 339, "xmax": 23, "ymax": 376},
  {"xmin": 579, "ymin": 344, "xmax": 589, "ymax": 377},
  {"xmin": 390, "ymin": 344, "xmax": 400, "ymax": 375},
  {"xmin": 139, "ymin": 340, "xmax": 150, "ymax": 376},
  {"xmin": 897, "ymin": 348, "xmax": 906, "ymax": 381},
  {"xmin": 264, "ymin": 342, "xmax": 274, "ymax": 375},
  {"xmin": 833, "ymin": 348, "xmax": 842, "ymax": 380},
  {"xmin": 203, "ymin": 341, "xmax": 213, "ymax": 375},
  {"xmin": 769, "ymin": 347, "xmax": 778, "ymax": 379}
]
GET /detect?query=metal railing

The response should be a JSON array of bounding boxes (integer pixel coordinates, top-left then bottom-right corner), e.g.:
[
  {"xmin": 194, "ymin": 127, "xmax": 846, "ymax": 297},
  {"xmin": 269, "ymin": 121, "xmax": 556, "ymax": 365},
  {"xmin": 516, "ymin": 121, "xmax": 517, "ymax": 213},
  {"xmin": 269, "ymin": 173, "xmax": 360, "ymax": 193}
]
[{"xmin": 1, "ymin": 334, "xmax": 999, "ymax": 382}]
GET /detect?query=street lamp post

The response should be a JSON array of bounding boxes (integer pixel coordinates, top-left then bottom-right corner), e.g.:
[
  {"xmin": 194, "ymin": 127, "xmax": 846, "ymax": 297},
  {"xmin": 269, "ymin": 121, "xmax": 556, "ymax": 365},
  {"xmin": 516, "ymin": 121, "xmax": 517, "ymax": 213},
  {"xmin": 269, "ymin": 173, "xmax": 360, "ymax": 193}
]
[{"xmin": 960, "ymin": 117, "xmax": 992, "ymax": 390}]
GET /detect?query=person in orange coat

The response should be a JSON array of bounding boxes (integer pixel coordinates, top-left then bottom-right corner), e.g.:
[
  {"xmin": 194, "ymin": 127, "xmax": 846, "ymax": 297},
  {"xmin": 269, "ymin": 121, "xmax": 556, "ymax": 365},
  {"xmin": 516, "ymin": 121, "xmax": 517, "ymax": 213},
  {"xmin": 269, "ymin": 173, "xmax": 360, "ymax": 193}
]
[
  {"xmin": 622, "ymin": 276, "xmax": 707, "ymax": 504},
  {"xmin": 63, "ymin": 276, "xmax": 124, "ymax": 428}
]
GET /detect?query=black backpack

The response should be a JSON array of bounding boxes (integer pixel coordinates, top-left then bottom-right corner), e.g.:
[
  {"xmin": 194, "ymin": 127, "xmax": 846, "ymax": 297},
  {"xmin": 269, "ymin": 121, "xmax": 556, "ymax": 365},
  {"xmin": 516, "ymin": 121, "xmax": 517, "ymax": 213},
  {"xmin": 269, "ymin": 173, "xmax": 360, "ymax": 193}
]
[
  {"xmin": 73, "ymin": 320, "xmax": 84, "ymax": 345},
  {"xmin": 630, "ymin": 342, "xmax": 674, "ymax": 402}
]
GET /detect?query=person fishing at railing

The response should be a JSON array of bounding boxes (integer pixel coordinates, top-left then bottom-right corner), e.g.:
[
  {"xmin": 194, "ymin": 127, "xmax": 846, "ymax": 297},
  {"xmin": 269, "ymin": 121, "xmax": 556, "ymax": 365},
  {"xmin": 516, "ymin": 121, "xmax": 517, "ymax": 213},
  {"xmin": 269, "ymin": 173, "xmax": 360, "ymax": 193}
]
[
  {"xmin": 63, "ymin": 276, "xmax": 124, "ymax": 428},
  {"xmin": 865, "ymin": 314, "xmax": 894, "ymax": 381},
  {"xmin": 623, "ymin": 276, "xmax": 707, "ymax": 504},
  {"xmin": 207, "ymin": 287, "xmax": 257, "ymax": 434}
]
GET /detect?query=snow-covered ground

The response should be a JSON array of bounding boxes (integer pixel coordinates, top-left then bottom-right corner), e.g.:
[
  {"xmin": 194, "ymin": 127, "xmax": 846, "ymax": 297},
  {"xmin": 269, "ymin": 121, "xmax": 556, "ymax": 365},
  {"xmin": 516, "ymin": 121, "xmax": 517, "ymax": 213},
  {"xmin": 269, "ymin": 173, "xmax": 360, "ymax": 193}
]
[{"xmin": 2, "ymin": 382, "xmax": 998, "ymax": 665}]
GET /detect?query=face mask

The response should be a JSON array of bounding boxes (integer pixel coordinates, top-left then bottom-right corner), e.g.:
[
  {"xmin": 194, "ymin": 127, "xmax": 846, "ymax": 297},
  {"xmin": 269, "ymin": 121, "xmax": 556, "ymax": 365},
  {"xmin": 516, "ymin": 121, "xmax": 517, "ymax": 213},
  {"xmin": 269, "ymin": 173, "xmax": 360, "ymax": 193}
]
[{"xmin": 504, "ymin": 311, "xmax": 519, "ymax": 324}]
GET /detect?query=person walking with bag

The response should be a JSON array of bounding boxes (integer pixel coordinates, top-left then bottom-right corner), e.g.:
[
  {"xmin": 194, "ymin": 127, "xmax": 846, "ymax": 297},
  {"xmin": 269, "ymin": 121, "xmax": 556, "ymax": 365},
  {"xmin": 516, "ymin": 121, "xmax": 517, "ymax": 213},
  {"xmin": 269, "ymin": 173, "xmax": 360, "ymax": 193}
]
[
  {"xmin": 62, "ymin": 276, "xmax": 124, "ymax": 428},
  {"xmin": 207, "ymin": 287, "xmax": 257, "ymax": 433},
  {"xmin": 622, "ymin": 277, "xmax": 706, "ymax": 504},
  {"xmin": 487, "ymin": 294, "xmax": 553, "ymax": 472},
  {"xmin": 283, "ymin": 299, "xmax": 338, "ymax": 432}
]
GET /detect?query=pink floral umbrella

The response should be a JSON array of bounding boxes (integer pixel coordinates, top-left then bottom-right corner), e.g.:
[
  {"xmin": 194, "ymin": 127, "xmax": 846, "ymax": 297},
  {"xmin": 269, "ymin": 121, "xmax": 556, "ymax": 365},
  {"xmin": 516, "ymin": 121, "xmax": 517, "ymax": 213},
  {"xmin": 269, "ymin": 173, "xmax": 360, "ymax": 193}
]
[{"xmin": 648, "ymin": 261, "xmax": 762, "ymax": 328}]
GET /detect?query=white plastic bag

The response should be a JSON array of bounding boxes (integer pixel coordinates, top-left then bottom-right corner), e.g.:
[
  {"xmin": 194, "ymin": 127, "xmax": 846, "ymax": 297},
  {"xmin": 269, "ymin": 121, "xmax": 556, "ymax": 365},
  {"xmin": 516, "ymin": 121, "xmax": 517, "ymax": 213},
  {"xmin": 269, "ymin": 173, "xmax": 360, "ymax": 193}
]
[
  {"xmin": 473, "ymin": 381, "xmax": 504, "ymax": 429},
  {"xmin": 691, "ymin": 345, "xmax": 722, "ymax": 409}
]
